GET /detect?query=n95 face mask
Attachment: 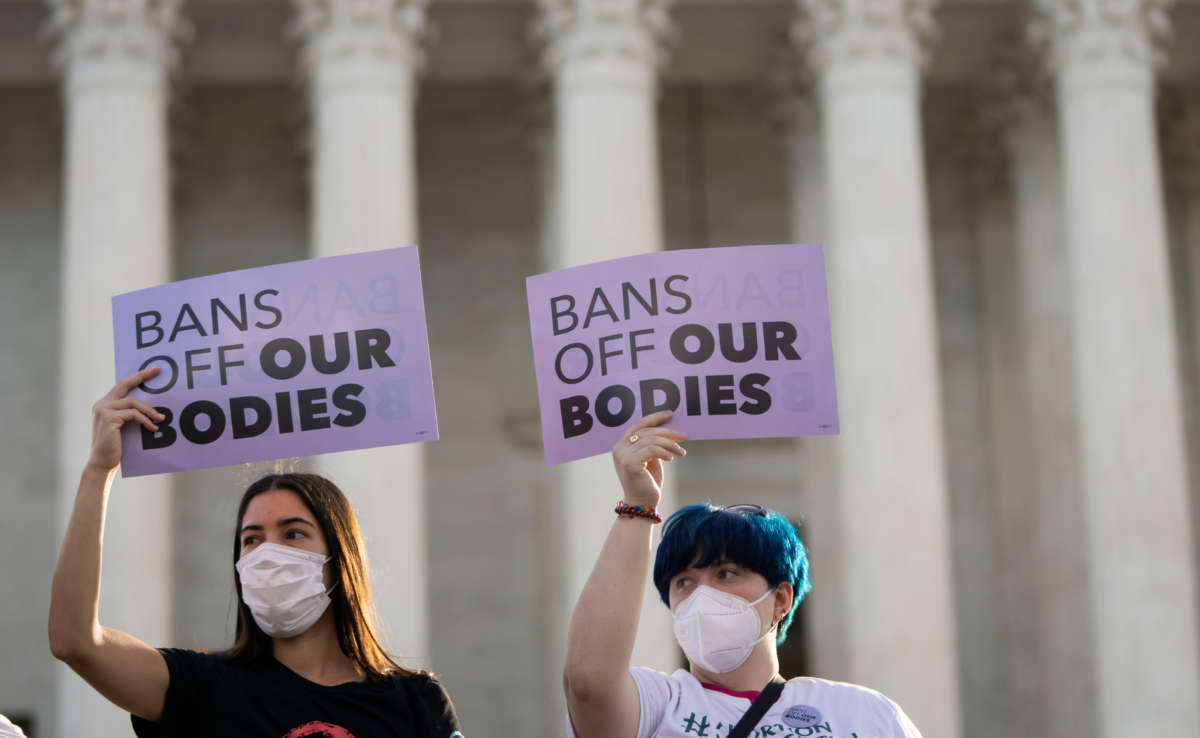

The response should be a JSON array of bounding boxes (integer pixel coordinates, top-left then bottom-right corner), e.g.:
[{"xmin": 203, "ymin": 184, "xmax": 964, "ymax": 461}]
[
  {"xmin": 236, "ymin": 542, "xmax": 334, "ymax": 639},
  {"xmin": 672, "ymin": 584, "xmax": 776, "ymax": 674}
]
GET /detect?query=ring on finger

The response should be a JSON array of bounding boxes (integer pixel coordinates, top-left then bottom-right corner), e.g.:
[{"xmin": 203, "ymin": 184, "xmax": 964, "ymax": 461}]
[{"xmin": 628, "ymin": 434, "xmax": 639, "ymax": 444}]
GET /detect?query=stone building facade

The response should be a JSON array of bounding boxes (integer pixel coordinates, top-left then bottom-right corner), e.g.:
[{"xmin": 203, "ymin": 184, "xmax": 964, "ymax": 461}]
[{"xmin": 1, "ymin": 0, "xmax": 1198, "ymax": 736}]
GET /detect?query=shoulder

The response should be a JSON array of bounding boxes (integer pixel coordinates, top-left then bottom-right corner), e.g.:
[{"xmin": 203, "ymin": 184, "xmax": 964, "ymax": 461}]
[
  {"xmin": 156, "ymin": 648, "xmax": 234, "ymax": 682},
  {"xmin": 629, "ymin": 667, "xmax": 690, "ymax": 695},
  {"xmin": 391, "ymin": 669, "xmax": 450, "ymax": 696},
  {"xmin": 130, "ymin": 650, "xmax": 235, "ymax": 737},
  {"xmin": 783, "ymin": 677, "xmax": 915, "ymax": 728},
  {"xmin": 630, "ymin": 667, "xmax": 695, "ymax": 688},
  {"xmin": 784, "ymin": 675, "xmax": 885, "ymax": 694},
  {"xmin": 628, "ymin": 668, "xmax": 700, "ymax": 715},
  {"xmin": 158, "ymin": 648, "xmax": 226, "ymax": 663},
  {"xmin": 392, "ymin": 670, "xmax": 461, "ymax": 731}
]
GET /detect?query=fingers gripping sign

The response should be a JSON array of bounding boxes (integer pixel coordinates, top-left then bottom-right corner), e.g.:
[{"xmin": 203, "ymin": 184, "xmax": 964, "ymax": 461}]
[
  {"xmin": 611, "ymin": 410, "xmax": 688, "ymax": 508},
  {"xmin": 89, "ymin": 366, "xmax": 167, "ymax": 473}
]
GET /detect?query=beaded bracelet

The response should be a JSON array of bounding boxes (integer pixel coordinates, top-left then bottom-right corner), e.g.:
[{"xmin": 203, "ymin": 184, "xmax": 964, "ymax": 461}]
[{"xmin": 615, "ymin": 501, "xmax": 663, "ymax": 523}]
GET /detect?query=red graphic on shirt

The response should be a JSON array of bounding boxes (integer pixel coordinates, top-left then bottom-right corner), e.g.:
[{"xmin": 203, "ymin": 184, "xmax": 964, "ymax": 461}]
[{"xmin": 282, "ymin": 721, "xmax": 355, "ymax": 738}]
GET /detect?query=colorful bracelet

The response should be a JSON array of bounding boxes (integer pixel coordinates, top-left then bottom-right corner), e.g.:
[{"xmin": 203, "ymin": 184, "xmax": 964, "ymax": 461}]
[{"xmin": 615, "ymin": 501, "xmax": 663, "ymax": 523}]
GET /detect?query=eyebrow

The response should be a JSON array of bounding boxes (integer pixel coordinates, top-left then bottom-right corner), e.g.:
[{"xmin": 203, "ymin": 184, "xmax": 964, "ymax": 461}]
[
  {"xmin": 685, "ymin": 559, "xmax": 738, "ymax": 572},
  {"xmin": 240, "ymin": 517, "xmax": 316, "ymax": 534}
]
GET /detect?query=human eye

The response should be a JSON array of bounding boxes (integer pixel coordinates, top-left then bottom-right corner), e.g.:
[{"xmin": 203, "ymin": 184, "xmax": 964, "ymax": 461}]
[
  {"xmin": 241, "ymin": 534, "xmax": 261, "ymax": 549},
  {"xmin": 718, "ymin": 565, "xmax": 741, "ymax": 579},
  {"xmin": 673, "ymin": 575, "xmax": 693, "ymax": 590},
  {"xmin": 284, "ymin": 528, "xmax": 308, "ymax": 540}
]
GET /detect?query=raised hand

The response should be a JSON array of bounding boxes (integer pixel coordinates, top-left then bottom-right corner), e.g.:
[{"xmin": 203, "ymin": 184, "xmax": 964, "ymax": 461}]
[
  {"xmin": 87, "ymin": 367, "xmax": 165, "ymax": 473},
  {"xmin": 611, "ymin": 410, "xmax": 687, "ymax": 508}
]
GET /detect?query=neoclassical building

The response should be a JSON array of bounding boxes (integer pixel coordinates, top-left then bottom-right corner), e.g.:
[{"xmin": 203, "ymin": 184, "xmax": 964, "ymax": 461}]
[{"xmin": 0, "ymin": 0, "xmax": 1198, "ymax": 736}]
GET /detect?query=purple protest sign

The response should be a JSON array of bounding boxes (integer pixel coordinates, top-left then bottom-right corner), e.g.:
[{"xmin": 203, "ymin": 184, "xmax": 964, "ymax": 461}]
[
  {"xmin": 112, "ymin": 246, "xmax": 438, "ymax": 477},
  {"xmin": 526, "ymin": 244, "xmax": 838, "ymax": 465}
]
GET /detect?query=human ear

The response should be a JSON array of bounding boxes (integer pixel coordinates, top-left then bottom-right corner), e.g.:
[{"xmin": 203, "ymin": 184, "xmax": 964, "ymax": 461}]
[{"xmin": 773, "ymin": 581, "xmax": 794, "ymax": 623}]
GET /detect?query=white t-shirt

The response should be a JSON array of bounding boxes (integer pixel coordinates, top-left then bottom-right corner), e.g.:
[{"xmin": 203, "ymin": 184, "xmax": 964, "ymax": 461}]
[{"xmin": 570, "ymin": 668, "xmax": 922, "ymax": 738}]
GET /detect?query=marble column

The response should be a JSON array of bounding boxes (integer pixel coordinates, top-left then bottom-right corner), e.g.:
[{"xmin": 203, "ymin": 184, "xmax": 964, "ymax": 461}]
[
  {"xmin": 1161, "ymin": 99, "xmax": 1200, "ymax": 642},
  {"xmin": 1035, "ymin": 0, "xmax": 1200, "ymax": 732},
  {"xmin": 534, "ymin": 0, "xmax": 678, "ymax": 674},
  {"xmin": 772, "ymin": 63, "xmax": 844, "ymax": 676},
  {"xmin": 795, "ymin": 1, "xmax": 961, "ymax": 735},
  {"xmin": 294, "ymin": 0, "xmax": 430, "ymax": 664},
  {"xmin": 1001, "ymin": 85, "xmax": 1097, "ymax": 738},
  {"xmin": 49, "ymin": 0, "xmax": 181, "ymax": 735},
  {"xmin": 524, "ymin": 82, "xmax": 571, "ymax": 738},
  {"xmin": 1163, "ymin": 102, "xmax": 1200, "ymax": 382},
  {"xmin": 771, "ymin": 66, "xmax": 826, "ymax": 251},
  {"xmin": 944, "ymin": 101, "xmax": 1022, "ymax": 738}
]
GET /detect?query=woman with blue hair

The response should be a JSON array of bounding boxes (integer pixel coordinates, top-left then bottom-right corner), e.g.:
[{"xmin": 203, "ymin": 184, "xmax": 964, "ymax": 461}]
[{"xmin": 563, "ymin": 410, "xmax": 922, "ymax": 738}]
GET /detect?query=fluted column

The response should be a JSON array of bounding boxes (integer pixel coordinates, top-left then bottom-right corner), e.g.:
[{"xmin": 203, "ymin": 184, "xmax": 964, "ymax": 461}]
[
  {"xmin": 1162, "ymin": 101, "xmax": 1200, "ymax": 633},
  {"xmin": 999, "ymin": 78, "xmax": 1097, "ymax": 738},
  {"xmin": 523, "ymin": 82, "xmax": 572, "ymax": 738},
  {"xmin": 770, "ymin": 60, "xmax": 825, "ymax": 250},
  {"xmin": 795, "ymin": 2, "xmax": 960, "ymax": 735},
  {"xmin": 772, "ymin": 61, "xmax": 845, "ymax": 676},
  {"xmin": 533, "ymin": 0, "xmax": 678, "ymax": 675},
  {"xmin": 1035, "ymin": 0, "xmax": 1200, "ymax": 732},
  {"xmin": 294, "ymin": 0, "xmax": 429, "ymax": 664},
  {"xmin": 1165, "ymin": 104, "xmax": 1200, "ymax": 369},
  {"xmin": 948, "ymin": 101, "xmax": 1028, "ymax": 738},
  {"xmin": 49, "ymin": 0, "xmax": 181, "ymax": 735}
]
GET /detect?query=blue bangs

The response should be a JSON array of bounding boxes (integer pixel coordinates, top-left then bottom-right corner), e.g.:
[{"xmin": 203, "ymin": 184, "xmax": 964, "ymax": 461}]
[{"xmin": 653, "ymin": 503, "xmax": 812, "ymax": 645}]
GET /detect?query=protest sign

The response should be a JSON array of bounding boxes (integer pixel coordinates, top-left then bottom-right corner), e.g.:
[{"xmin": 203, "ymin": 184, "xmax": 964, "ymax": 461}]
[
  {"xmin": 112, "ymin": 246, "xmax": 438, "ymax": 477},
  {"xmin": 526, "ymin": 244, "xmax": 838, "ymax": 465}
]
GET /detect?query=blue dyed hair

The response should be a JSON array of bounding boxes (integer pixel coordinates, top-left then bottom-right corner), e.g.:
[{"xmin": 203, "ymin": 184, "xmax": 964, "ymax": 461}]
[{"xmin": 653, "ymin": 503, "xmax": 812, "ymax": 645}]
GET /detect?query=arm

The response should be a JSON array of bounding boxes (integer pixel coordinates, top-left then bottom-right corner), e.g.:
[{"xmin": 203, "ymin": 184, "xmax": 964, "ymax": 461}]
[
  {"xmin": 47, "ymin": 368, "xmax": 172, "ymax": 721},
  {"xmin": 563, "ymin": 411, "xmax": 687, "ymax": 738}
]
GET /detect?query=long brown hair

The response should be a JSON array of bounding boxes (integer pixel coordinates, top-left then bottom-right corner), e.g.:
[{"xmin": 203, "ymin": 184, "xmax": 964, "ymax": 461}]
[{"xmin": 224, "ymin": 473, "xmax": 412, "ymax": 680}]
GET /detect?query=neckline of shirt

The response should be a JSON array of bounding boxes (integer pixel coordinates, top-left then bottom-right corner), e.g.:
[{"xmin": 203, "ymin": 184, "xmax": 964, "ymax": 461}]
[{"xmin": 699, "ymin": 681, "xmax": 762, "ymax": 702}]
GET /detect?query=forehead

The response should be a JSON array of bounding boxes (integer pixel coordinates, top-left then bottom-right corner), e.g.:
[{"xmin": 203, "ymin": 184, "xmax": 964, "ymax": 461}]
[{"xmin": 241, "ymin": 488, "xmax": 314, "ymax": 525}]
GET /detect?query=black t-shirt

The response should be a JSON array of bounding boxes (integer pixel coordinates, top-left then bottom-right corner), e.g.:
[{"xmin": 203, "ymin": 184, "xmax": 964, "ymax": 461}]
[{"xmin": 131, "ymin": 648, "xmax": 462, "ymax": 738}]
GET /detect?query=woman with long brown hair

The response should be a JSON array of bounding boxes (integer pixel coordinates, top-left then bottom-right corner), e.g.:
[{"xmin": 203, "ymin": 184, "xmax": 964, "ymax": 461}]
[{"xmin": 49, "ymin": 368, "xmax": 462, "ymax": 737}]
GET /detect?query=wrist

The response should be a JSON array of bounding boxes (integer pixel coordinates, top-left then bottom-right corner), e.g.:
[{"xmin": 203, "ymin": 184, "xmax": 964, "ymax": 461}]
[
  {"xmin": 617, "ymin": 486, "xmax": 660, "ymax": 510},
  {"xmin": 81, "ymin": 461, "xmax": 117, "ymax": 484},
  {"xmin": 615, "ymin": 501, "xmax": 663, "ymax": 523}
]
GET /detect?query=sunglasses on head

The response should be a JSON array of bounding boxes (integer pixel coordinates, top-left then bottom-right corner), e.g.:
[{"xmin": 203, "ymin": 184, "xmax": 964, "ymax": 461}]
[{"xmin": 722, "ymin": 504, "xmax": 767, "ymax": 517}]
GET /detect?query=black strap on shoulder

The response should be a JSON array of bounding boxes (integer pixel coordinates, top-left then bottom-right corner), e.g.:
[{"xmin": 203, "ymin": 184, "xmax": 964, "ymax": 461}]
[{"xmin": 725, "ymin": 675, "xmax": 787, "ymax": 738}]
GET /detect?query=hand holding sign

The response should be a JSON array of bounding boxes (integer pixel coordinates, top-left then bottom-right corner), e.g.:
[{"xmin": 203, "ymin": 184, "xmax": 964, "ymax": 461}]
[
  {"xmin": 612, "ymin": 410, "xmax": 688, "ymax": 509},
  {"xmin": 87, "ymin": 367, "xmax": 167, "ymax": 474},
  {"xmin": 526, "ymin": 244, "xmax": 839, "ymax": 465}
]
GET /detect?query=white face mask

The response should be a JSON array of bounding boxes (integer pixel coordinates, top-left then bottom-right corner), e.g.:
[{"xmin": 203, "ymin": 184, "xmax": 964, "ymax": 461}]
[
  {"xmin": 236, "ymin": 542, "xmax": 334, "ymax": 639},
  {"xmin": 672, "ymin": 584, "xmax": 776, "ymax": 674}
]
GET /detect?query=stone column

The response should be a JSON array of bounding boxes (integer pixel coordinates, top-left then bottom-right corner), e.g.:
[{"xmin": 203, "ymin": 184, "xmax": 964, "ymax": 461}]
[
  {"xmin": 294, "ymin": 0, "xmax": 430, "ymax": 664},
  {"xmin": 795, "ymin": 1, "xmax": 961, "ymax": 735},
  {"xmin": 1163, "ymin": 101, "xmax": 1200, "ymax": 376},
  {"xmin": 48, "ymin": 0, "xmax": 182, "ymax": 735},
  {"xmin": 1161, "ymin": 99, "xmax": 1200, "ymax": 637},
  {"xmin": 1035, "ymin": 0, "xmax": 1200, "ymax": 732},
  {"xmin": 944, "ymin": 100, "xmax": 1025, "ymax": 738},
  {"xmin": 770, "ymin": 58, "xmax": 826, "ymax": 250},
  {"xmin": 533, "ymin": 0, "xmax": 678, "ymax": 673},
  {"xmin": 771, "ymin": 58, "xmax": 844, "ymax": 676},
  {"xmin": 1000, "ymin": 80, "xmax": 1097, "ymax": 738},
  {"xmin": 523, "ymin": 81, "xmax": 572, "ymax": 737}
]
